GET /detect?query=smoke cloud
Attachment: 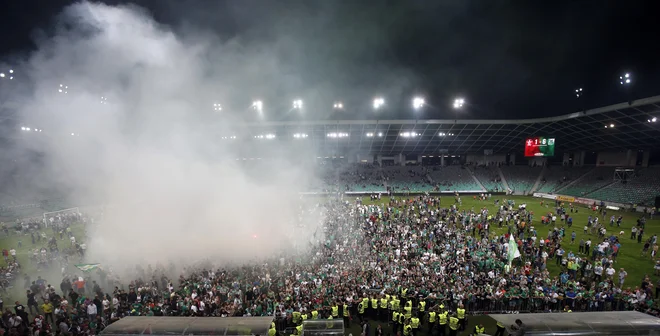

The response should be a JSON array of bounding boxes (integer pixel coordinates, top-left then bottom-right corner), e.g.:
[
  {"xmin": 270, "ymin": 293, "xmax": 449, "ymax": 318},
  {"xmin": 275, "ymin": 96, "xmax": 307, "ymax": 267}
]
[{"xmin": 4, "ymin": 1, "xmax": 331, "ymax": 274}]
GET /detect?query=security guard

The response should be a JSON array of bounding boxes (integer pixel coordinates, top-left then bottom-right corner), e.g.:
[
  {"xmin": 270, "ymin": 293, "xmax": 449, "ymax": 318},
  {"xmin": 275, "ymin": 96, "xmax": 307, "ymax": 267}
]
[
  {"xmin": 448, "ymin": 313, "xmax": 459, "ymax": 336},
  {"xmin": 311, "ymin": 309, "xmax": 319, "ymax": 320},
  {"xmin": 494, "ymin": 320, "xmax": 506, "ymax": 336},
  {"xmin": 326, "ymin": 316, "xmax": 334, "ymax": 329},
  {"xmin": 268, "ymin": 324, "xmax": 277, "ymax": 336},
  {"xmin": 380, "ymin": 295, "xmax": 389, "ymax": 321},
  {"xmin": 474, "ymin": 323, "xmax": 485, "ymax": 335},
  {"xmin": 438, "ymin": 309, "xmax": 448, "ymax": 336},
  {"xmin": 331, "ymin": 304, "xmax": 339, "ymax": 319},
  {"xmin": 410, "ymin": 316, "xmax": 420, "ymax": 336},
  {"xmin": 456, "ymin": 304, "xmax": 466, "ymax": 331},
  {"xmin": 342, "ymin": 302, "xmax": 350, "ymax": 327},
  {"xmin": 398, "ymin": 309, "xmax": 406, "ymax": 335},
  {"xmin": 293, "ymin": 310, "xmax": 302, "ymax": 325},
  {"xmin": 295, "ymin": 325, "xmax": 303, "ymax": 336},
  {"xmin": 371, "ymin": 296, "xmax": 379, "ymax": 319},
  {"xmin": 428, "ymin": 309, "xmax": 437, "ymax": 334},
  {"xmin": 361, "ymin": 296, "xmax": 370, "ymax": 321},
  {"xmin": 404, "ymin": 300, "xmax": 413, "ymax": 320},
  {"xmin": 301, "ymin": 312, "xmax": 308, "ymax": 322},
  {"xmin": 392, "ymin": 310, "xmax": 400, "ymax": 333},
  {"xmin": 403, "ymin": 319, "xmax": 413, "ymax": 336},
  {"xmin": 418, "ymin": 299, "xmax": 426, "ymax": 319},
  {"xmin": 358, "ymin": 300, "xmax": 365, "ymax": 323}
]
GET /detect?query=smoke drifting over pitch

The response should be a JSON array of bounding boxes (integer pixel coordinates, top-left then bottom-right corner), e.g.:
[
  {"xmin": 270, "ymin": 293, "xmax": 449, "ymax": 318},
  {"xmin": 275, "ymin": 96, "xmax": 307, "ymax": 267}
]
[{"xmin": 8, "ymin": 2, "xmax": 328, "ymax": 272}]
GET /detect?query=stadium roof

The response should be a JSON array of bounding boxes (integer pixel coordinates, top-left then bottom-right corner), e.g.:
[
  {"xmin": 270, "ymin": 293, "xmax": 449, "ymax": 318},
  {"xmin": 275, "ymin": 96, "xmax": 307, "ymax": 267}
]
[{"xmin": 235, "ymin": 95, "xmax": 660, "ymax": 155}]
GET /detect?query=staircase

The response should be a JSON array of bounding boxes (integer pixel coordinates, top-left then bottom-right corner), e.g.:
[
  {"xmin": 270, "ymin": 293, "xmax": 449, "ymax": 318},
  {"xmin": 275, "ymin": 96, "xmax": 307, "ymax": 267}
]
[
  {"xmin": 497, "ymin": 166, "xmax": 511, "ymax": 191},
  {"xmin": 465, "ymin": 166, "xmax": 487, "ymax": 192},
  {"xmin": 554, "ymin": 167, "xmax": 595, "ymax": 194},
  {"xmin": 530, "ymin": 166, "xmax": 547, "ymax": 194}
]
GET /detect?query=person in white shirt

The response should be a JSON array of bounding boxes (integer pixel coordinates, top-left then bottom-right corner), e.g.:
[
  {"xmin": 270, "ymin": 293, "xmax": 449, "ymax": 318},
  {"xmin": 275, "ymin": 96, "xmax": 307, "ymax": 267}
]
[
  {"xmin": 87, "ymin": 302, "xmax": 98, "ymax": 321},
  {"xmin": 606, "ymin": 266, "xmax": 616, "ymax": 279}
]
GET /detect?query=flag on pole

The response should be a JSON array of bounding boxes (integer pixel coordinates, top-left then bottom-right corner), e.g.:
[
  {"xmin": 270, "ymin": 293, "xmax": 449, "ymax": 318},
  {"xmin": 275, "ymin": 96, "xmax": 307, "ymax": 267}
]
[
  {"xmin": 75, "ymin": 263, "xmax": 101, "ymax": 272},
  {"xmin": 507, "ymin": 235, "xmax": 521, "ymax": 265}
]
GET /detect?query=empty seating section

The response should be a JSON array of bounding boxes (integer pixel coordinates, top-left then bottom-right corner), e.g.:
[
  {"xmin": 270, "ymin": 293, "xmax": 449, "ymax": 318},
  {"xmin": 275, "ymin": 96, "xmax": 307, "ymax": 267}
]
[
  {"xmin": 471, "ymin": 166, "xmax": 504, "ymax": 191},
  {"xmin": 587, "ymin": 167, "xmax": 660, "ymax": 205},
  {"xmin": 501, "ymin": 166, "xmax": 541, "ymax": 194},
  {"xmin": 428, "ymin": 166, "xmax": 481, "ymax": 191},
  {"xmin": 536, "ymin": 166, "xmax": 592, "ymax": 193},
  {"xmin": 560, "ymin": 167, "xmax": 615, "ymax": 197},
  {"xmin": 382, "ymin": 166, "xmax": 433, "ymax": 192},
  {"xmin": 340, "ymin": 164, "xmax": 385, "ymax": 191}
]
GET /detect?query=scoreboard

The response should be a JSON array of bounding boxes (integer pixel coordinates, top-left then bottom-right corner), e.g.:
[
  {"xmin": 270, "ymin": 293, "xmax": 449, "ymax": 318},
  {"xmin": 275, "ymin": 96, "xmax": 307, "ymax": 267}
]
[{"xmin": 525, "ymin": 137, "xmax": 556, "ymax": 157}]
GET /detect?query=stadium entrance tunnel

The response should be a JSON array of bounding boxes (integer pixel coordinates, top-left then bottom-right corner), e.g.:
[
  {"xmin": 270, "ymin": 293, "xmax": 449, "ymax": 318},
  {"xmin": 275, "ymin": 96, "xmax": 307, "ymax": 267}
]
[{"xmin": 302, "ymin": 319, "xmax": 345, "ymax": 336}]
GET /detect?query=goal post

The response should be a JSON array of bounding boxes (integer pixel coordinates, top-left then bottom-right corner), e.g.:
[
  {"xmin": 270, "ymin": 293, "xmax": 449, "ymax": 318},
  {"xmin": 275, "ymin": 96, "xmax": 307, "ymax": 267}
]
[{"xmin": 43, "ymin": 207, "xmax": 80, "ymax": 227}]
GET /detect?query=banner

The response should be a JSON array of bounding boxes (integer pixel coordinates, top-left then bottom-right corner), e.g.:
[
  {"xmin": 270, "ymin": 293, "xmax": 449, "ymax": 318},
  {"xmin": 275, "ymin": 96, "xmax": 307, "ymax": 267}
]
[
  {"xmin": 75, "ymin": 263, "xmax": 101, "ymax": 272},
  {"xmin": 555, "ymin": 195, "xmax": 575, "ymax": 202}
]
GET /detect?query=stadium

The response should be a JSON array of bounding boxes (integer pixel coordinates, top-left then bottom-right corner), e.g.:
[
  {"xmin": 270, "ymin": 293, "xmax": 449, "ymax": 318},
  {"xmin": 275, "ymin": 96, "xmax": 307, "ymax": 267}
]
[{"xmin": 2, "ymin": 1, "xmax": 660, "ymax": 336}]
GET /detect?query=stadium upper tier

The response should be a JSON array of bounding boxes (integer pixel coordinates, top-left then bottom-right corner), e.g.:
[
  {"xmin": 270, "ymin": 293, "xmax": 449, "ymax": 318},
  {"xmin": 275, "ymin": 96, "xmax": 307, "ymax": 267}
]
[{"xmin": 224, "ymin": 95, "xmax": 660, "ymax": 155}]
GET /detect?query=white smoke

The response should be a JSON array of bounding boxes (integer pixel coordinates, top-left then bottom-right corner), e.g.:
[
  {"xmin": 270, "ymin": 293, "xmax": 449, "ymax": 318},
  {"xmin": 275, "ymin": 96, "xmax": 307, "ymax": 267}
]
[{"xmin": 6, "ymin": 2, "xmax": 326, "ymax": 274}]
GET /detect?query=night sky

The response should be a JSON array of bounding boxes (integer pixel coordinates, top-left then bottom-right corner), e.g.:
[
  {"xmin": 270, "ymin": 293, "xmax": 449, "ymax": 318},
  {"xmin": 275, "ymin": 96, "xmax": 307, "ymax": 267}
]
[{"xmin": 1, "ymin": 0, "xmax": 660, "ymax": 120}]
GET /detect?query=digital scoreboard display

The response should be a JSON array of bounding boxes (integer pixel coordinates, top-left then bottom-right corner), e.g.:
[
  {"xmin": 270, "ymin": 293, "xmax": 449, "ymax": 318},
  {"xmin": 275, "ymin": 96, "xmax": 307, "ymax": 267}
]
[{"xmin": 525, "ymin": 137, "xmax": 556, "ymax": 157}]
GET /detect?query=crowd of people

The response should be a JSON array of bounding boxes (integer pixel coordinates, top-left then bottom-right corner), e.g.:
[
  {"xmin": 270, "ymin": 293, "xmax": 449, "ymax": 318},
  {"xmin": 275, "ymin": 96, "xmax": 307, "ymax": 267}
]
[{"xmin": 0, "ymin": 195, "xmax": 659, "ymax": 336}]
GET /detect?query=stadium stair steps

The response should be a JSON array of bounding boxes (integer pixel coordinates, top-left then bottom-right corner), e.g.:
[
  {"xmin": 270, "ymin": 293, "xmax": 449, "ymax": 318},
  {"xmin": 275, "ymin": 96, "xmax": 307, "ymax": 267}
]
[
  {"xmin": 554, "ymin": 167, "xmax": 596, "ymax": 194},
  {"xmin": 496, "ymin": 166, "xmax": 511, "ymax": 191},
  {"xmin": 584, "ymin": 181, "xmax": 617, "ymax": 198},
  {"xmin": 464, "ymin": 166, "xmax": 487, "ymax": 192},
  {"xmin": 530, "ymin": 165, "xmax": 547, "ymax": 194}
]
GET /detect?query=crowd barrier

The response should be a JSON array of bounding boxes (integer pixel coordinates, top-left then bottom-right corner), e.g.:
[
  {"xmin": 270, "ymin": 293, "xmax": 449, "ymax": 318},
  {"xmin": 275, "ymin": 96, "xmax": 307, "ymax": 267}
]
[{"xmin": 532, "ymin": 192, "xmax": 641, "ymax": 212}]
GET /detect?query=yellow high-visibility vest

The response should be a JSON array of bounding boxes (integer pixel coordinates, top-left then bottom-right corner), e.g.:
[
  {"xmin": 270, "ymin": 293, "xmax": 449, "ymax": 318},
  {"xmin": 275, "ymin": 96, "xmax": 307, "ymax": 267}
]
[
  {"xmin": 268, "ymin": 328, "xmax": 276, "ymax": 336},
  {"xmin": 418, "ymin": 301, "xmax": 426, "ymax": 312},
  {"xmin": 343, "ymin": 305, "xmax": 349, "ymax": 317},
  {"xmin": 358, "ymin": 303, "xmax": 365, "ymax": 314},
  {"xmin": 439, "ymin": 313, "xmax": 448, "ymax": 325},
  {"xmin": 393, "ymin": 311, "xmax": 399, "ymax": 322},
  {"xmin": 371, "ymin": 299, "xmax": 378, "ymax": 309},
  {"xmin": 301, "ymin": 314, "xmax": 308, "ymax": 321},
  {"xmin": 403, "ymin": 324, "xmax": 412, "ymax": 336},
  {"xmin": 380, "ymin": 298, "xmax": 388, "ymax": 309},
  {"xmin": 411, "ymin": 317, "xmax": 420, "ymax": 329},
  {"xmin": 428, "ymin": 312, "xmax": 436, "ymax": 323},
  {"xmin": 311, "ymin": 310, "xmax": 319, "ymax": 319},
  {"xmin": 475, "ymin": 326, "xmax": 485, "ymax": 334},
  {"xmin": 457, "ymin": 308, "xmax": 465, "ymax": 319},
  {"xmin": 296, "ymin": 325, "xmax": 303, "ymax": 335},
  {"xmin": 404, "ymin": 306, "xmax": 412, "ymax": 318},
  {"xmin": 331, "ymin": 306, "xmax": 338, "ymax": 317},
  {"xmin": 326, "ymin": 316, "xmax": 334, "ymax": 328},
  {"xmin": 293, "ymin": 312, "xmax": 301, "ymax": 324},
  {"xmin": 449, "ymin": 317, "xmax": 459, "ymax": 330},
  {"xmin": 497, "ymin": 321, "xmax": 505, "ymax": 328}
]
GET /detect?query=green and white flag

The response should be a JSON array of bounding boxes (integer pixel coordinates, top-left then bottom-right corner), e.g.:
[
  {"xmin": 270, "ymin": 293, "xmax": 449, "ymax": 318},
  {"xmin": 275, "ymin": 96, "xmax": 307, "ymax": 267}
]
[
  {"xmin": 507, "ymin": 235, "xmax": 521, "ymax": 266},
  {"xmin": 75, "ymin": 263, "xmax": 101, "ymax": 272}
]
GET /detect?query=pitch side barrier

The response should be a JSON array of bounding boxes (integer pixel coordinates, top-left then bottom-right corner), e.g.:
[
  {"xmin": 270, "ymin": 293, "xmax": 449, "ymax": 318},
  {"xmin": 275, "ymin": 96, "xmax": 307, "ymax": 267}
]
[
  {"xmin": 532, "ymin": 192, "xmax": 646, "ymax": 212},
  {"xmin": 300, "ymin": 191, "xmax": 507, "ymax": 196}
]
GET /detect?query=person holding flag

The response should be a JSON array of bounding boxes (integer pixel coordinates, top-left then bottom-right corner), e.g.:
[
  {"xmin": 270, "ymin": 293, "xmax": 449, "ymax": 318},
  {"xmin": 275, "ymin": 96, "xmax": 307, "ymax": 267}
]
[{"xmin": 507, "ymin": 234, "xmax": 521, "ymax": 270}]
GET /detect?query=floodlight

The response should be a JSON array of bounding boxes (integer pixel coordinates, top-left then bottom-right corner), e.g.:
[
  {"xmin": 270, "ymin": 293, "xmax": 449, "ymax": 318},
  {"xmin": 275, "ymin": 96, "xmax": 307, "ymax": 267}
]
[
  {"xmin": 213, "ymin": 103, "xmax": 222, "ymax": 111},
  {"xmin": 620, "ymin": 73, "xmax": 632, "ymax": 85},
  {"xmin": 610, "ymin": 123, "xmax": 615, "ymax": 128},
  {"xmin": 293, "ymin": 99, "xmax": 303, "ymax": 109},
  {"xmin": 366, "ymin": 132, "xmax": 374, "ymax": 137},
  {"xmin": 453, "ymin": 98, "xmax": 465, "ymax": 109},
  {"xmin": 575, "ymin": 88, "xmax": 583, "ymax": 98},
  {"xmin": 653, "ymin": 117, "xmax": 658, "ymax": 122},
  {"xmin": 412, "ymin": 96, "xmax": 425, "ymax": 109},
  {"xmin": 0, "ymin": 73, "xmax": 4, "ymax": 78},
  {"xmin": 333, "ymin": 102, "xmax": 344, "ymax": 109},
  {"xmin": 252, "ymin": 100, "xmax": 263, "ymax": 112},
  {"xmin": 377, "ymin": 132, "xmax": 383, "ymax": 137},
  {"xmin": 8, "ymin": 70, "xmax": 12, "ymax": 74},
  {"xmin": 373, "ymin": 97, "xmax": 385, "ymax": 110}
]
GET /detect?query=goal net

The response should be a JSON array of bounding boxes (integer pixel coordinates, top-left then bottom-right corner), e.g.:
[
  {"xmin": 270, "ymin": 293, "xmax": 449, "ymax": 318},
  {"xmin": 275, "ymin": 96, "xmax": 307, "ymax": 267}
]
[{"xmin": 42, "ymin": 207, "xmax": 81, "ymax": 227}]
